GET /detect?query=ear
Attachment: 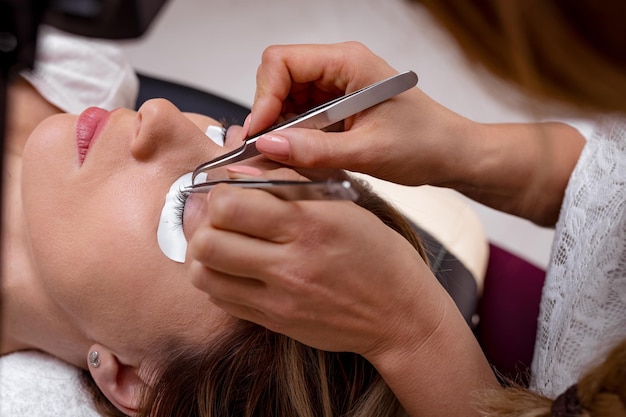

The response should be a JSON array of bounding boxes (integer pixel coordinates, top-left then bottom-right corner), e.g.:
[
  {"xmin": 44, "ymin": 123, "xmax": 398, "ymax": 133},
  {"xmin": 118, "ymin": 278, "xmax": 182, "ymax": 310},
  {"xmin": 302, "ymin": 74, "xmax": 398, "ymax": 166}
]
[{"xmin": 86, "ymin": 344, "xmax": 147, "ymax": 416}]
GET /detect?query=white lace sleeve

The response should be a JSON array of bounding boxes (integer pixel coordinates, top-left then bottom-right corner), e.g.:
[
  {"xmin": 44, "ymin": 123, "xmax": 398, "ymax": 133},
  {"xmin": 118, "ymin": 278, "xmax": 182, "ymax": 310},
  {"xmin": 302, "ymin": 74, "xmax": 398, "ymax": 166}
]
[{"xmin": 531, "ymin": 116, "xmax": 626, "ymax": 398}]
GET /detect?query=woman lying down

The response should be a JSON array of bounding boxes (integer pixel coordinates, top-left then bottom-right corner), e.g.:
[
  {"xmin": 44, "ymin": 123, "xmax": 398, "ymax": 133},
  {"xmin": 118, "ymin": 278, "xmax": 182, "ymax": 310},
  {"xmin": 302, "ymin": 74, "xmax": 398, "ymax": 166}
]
[{"xmin": 0, "ymin": 27, "xmax": 428, "ymax": 417}]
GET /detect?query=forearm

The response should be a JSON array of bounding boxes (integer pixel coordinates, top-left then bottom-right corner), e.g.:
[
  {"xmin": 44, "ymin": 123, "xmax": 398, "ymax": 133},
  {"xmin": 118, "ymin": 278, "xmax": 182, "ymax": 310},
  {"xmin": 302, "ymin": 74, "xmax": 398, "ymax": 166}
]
[
  {"xmin": 437, "ymin": 121, "xmax": 585, "ymax": 226},
  {"xmin": 368, "ymin": 292, "xmax": 499, "ymax": 417},
  {"xmin": 249, "ymin": 42, "xmax": 584, "ymax": 227}
]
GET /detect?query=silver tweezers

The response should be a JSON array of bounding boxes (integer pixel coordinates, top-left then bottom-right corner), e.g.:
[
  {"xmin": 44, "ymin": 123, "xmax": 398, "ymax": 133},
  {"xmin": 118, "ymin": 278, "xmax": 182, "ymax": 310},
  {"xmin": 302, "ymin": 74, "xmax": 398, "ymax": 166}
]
[
  {"xmin": 190, "ymin": 70, "xmax": 418, "ymax": 185},
  {"xmin": 185, "ymin": 178, "xmax": 360, "ymax": 201}
]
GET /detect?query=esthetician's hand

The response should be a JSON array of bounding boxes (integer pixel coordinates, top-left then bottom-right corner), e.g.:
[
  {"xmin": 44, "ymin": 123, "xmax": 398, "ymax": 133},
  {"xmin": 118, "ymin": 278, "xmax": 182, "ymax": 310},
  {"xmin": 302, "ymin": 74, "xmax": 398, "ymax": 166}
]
[
  {"xmin": 186, "ymin": 166, "xmax": 448, "ymax": 359},
  {"xmin": 186, "ymin": 166, "xmax": 500, "ymax": 417},
  {"xmin": 249, "ymin": 42, "xmax": 478, "ymax": 186}
]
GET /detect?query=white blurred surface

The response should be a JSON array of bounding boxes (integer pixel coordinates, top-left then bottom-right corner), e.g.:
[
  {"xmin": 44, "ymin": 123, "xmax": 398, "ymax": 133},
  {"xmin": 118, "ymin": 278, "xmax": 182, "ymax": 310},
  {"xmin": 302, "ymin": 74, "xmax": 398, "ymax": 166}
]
[{"xmin": 117, "ymin": 0, "xmax": 564, "ymax": 269}]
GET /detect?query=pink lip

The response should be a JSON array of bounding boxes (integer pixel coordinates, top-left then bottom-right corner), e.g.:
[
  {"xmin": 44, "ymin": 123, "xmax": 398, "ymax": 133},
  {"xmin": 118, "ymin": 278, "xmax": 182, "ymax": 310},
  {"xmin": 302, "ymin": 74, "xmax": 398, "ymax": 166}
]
[{"xmin": 76, "ymin": 107, "xmax": 111, "ymax": 165}]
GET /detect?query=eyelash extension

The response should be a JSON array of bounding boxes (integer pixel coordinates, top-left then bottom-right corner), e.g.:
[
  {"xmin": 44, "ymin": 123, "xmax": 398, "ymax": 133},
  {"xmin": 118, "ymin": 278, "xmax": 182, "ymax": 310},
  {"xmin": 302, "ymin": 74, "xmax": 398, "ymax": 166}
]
[
  {"xmin": 219, "ymin": 118, "xmax": 233, "ymax": 130},
  {"xmin": 173, "ymin": 188, "xmax": 190, "ymax": 228}
]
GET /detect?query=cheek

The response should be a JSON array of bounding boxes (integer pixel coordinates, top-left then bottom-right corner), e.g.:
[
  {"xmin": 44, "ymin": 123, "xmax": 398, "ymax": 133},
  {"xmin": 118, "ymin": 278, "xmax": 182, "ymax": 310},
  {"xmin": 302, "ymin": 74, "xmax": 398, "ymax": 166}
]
[
  {"xmin": 23, "ymin": 114, "xmax": 76, "ymax": 165},
  {"xmin": 25, "ymin": 185, "xmax": 231, "ymax": 349},
  {"xmin": 23, "ymin": 178, "xmax": 159, "ymax": 323}
]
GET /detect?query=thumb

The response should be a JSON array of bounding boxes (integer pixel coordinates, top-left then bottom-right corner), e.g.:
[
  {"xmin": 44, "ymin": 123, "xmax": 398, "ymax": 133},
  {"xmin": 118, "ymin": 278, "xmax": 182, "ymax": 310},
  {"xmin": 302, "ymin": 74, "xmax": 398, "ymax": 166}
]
[{"xmin": 256, "ymin": 128, "xmax": 359, "ymax": 170}]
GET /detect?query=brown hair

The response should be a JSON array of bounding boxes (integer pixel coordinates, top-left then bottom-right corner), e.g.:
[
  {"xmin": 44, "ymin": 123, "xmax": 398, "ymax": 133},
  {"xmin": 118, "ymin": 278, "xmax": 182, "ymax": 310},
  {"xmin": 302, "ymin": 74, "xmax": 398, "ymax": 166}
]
[
  {"xmin": 476, "ymin": 338, "xmax": 626, "ymax": 417},
  {"xmin": 414, "ymin": 0, "xmax": 626, "ymax": 115},
  {"xmin": 83, "ymin": 178, "xmax": 425, "ymax": 417}
]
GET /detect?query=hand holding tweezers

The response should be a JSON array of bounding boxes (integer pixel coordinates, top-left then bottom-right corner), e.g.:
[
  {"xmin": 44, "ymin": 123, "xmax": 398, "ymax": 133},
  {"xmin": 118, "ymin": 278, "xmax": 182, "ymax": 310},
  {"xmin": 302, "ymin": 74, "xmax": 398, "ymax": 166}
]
[{"xmin": 190, "ymin": 70, "xmax": 418, "ymax": 183}]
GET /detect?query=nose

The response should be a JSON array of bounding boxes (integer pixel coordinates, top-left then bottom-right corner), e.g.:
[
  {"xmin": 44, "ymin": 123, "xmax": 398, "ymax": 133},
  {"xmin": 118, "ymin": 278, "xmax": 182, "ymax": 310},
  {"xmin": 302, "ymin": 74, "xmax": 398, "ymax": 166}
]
[{"xmin": 130, "ymin": 98, "xmax": 206, "ymax": 161}]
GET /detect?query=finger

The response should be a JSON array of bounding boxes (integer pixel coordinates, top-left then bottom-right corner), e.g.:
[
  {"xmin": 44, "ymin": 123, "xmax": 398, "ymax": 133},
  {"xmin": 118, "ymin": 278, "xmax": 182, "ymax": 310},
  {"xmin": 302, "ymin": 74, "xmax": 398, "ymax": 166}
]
[
  {"xmin": 226, "ymin": 164, "xmax": 349, "ymax": 193},
  {"xmin": 189, "ymin": 260, "xmax": 301, "ymax": 336},
  {"xmin": 250, "ymin": 43, "xmax": 360, "ymax": 135},
  {"xmin": 189, "ymin": 258, "xmax": 265, "ymax": 304},
  {"xmin": 250, "ymin": 55, "xmax": 293, "ymax": 135},
  {"xmin": 188, "ymin": 234, "xmax": 307, "ymax": 330},
  {"xmin": 255, "ymin": 128, "xmax": 370, "ymax": 171},
  {"xmin": 226, "ymin": 165, "xmax": 308, "ymax": 181},
  {"xmin": 188, "ymin": 262, "xmax": 283, "ymax": 329},
  {"xmin": 205, "ymin": 296, "xmax": 285, "ymax": 335},
  {"xmin": 250, "ymin": 42, "xmax": 400, "ymax": 136},
  {"xmin": 225, "ymin": 165, "xmax": 264, "ymax": 179},
  {"xmin": 257, "ymin": 42, "xmax": 387, "ymax": 93},
  {"xmin": 204, "ymin": 184, "xmax": 304, "ymax": 242},
  {"xmin": 189, "ymin": 225, "xmax": 293, "ymax": 282},
  {"xmin": 209, "ymin": 298, "xmax": 268, "ymax": 328}
]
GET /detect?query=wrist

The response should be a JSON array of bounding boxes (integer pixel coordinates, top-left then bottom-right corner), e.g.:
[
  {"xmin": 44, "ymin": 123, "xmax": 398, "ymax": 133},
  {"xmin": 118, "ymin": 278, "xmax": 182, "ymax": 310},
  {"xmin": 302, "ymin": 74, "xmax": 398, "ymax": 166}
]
[
  {"xmin": 431, "ymin": 117, "xmax": 487, "ymax": 189},
  {"xmin": 364, "ymin": 290, "xmax": 451, "ymax": 376},
  {"xmin": 364, "ymin": 289, "xmax": 498, "ymax": 416},
  {"xmin": 361, "ymin": 268, "xmax": 452, "ymax": 374},
  {"xmin": 443, "ymin": 121, "xmax": 585, "ymax": 225}
]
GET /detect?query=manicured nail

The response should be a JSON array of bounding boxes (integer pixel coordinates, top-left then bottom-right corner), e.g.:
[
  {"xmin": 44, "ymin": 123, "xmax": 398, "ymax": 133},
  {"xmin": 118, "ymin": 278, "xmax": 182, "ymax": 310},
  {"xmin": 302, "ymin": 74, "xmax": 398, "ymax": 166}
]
[
  {"xmin": 204, "ymin": 188, "xmax": 212, "ymax": 208},
  {"xmin": 241, "ymin": 113, "xmax": 252, "ymax": 138},
  {"xmin": 226, "ymin": 165, "xmax": 263, "ymax": 178},
  {"xmin": 257, "ymin": 135, "xmax": 290, "ymax": 160}
]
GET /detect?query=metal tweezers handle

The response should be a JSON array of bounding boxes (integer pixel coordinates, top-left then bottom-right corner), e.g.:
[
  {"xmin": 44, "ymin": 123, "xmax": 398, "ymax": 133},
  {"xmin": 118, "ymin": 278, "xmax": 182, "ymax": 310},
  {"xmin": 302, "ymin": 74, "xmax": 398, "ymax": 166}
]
[
  {"xmin": 185, "ymin": 179, "xmax": 359, "ymax": 201},
  {"xmin": 191, "ymin": 70, "xmax": 418, "ymax": 182}
]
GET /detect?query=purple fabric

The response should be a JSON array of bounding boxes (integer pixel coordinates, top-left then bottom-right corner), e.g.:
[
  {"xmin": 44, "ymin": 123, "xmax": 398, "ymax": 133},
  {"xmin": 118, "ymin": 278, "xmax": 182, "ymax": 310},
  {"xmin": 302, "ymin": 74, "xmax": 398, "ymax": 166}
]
[{"xmin": 476, "ymin": 244, "xmax": 546, "ymax": 385}]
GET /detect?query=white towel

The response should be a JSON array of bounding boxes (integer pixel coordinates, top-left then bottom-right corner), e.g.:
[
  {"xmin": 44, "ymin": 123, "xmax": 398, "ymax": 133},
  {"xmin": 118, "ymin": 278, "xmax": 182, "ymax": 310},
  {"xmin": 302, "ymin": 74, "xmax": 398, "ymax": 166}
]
[
  {"xmin": 0, "ymin": 351, "xmax": 102, "ymax": 416},
  {"xmin": 20, "ymin": 25, "xmax": 139, "ymax": 114}
]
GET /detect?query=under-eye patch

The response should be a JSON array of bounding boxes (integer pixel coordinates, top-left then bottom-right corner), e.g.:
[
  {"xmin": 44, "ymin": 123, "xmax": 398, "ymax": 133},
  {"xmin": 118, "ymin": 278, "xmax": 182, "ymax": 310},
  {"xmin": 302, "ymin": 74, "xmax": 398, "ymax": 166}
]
[{"xmin": 205, "ymin": 125, "xmax": 226, "ymax": 147}]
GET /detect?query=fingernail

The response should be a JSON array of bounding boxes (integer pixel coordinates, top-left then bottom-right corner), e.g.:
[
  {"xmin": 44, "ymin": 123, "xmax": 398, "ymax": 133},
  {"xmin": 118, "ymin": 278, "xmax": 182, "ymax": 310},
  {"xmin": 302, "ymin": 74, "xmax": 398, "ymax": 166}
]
[
  {"xmin": 257, "ymin": 135, "xmax": 290, "ymax": 160},
  {"xmin": 226, "ymin": 165, "xmax": 263, "ymax": 178},
  {"xmin": 241, "ymin": 113, "xmax": 252, "ymax": 138}
]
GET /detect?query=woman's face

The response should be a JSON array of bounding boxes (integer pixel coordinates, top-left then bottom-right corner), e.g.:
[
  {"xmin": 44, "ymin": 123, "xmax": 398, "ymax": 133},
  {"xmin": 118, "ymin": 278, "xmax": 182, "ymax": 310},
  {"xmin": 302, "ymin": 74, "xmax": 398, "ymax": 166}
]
[{"xmin": 21, "ymin": 99, "xmax": 254, "ymax": 360}]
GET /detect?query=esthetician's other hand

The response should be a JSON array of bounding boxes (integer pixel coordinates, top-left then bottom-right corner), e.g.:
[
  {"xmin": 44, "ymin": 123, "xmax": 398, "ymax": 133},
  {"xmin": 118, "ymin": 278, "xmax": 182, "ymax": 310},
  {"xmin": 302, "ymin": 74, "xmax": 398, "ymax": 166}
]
[
  {"xmin": 188, "ymin": 167, "xmax": 446, "ymax": 357},
  {"xmin": 249, "ymin": 42, "xmax": 477, "ymax": 186},
  {"xmin": 186, "ymin": 167, "xmax": 498, "ymax": 417},
  {"xmin": 186, "ymin": 180, "xmax": 456, "ymax": 358}
]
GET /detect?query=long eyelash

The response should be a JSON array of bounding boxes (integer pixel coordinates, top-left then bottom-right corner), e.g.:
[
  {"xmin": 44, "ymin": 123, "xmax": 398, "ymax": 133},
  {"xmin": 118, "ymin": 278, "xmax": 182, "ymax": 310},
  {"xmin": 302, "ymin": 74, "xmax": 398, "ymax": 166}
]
[
  {"xmin": 173, "ymin": 188, "xmax": 190, "ymax": 228},
  {"xmin": 219, "ymin": 118, "xmax": 233, "ymax": 130}
]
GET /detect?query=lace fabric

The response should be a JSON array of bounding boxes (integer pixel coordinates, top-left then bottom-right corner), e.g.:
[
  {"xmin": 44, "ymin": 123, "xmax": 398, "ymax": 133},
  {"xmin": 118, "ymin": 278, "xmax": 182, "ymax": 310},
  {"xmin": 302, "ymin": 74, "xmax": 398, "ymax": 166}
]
[{"xmin": 531, "ymin": 116, "xmax": 626, "ymax": 398}]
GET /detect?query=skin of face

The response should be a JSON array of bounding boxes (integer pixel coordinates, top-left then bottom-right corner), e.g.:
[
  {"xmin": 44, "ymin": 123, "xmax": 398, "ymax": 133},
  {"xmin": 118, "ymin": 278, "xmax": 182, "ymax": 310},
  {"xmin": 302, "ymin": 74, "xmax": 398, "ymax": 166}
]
[{"xmin": 20, "ymin": 98, "xmax": 247, "ymax": 364}]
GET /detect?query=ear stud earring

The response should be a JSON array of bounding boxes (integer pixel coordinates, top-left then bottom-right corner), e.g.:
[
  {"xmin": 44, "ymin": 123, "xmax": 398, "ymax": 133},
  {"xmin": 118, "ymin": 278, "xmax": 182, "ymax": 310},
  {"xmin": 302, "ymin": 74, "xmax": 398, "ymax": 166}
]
[{"xmin": 88, "ymin": 350, "xmax": 100, "ymax": 368}]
